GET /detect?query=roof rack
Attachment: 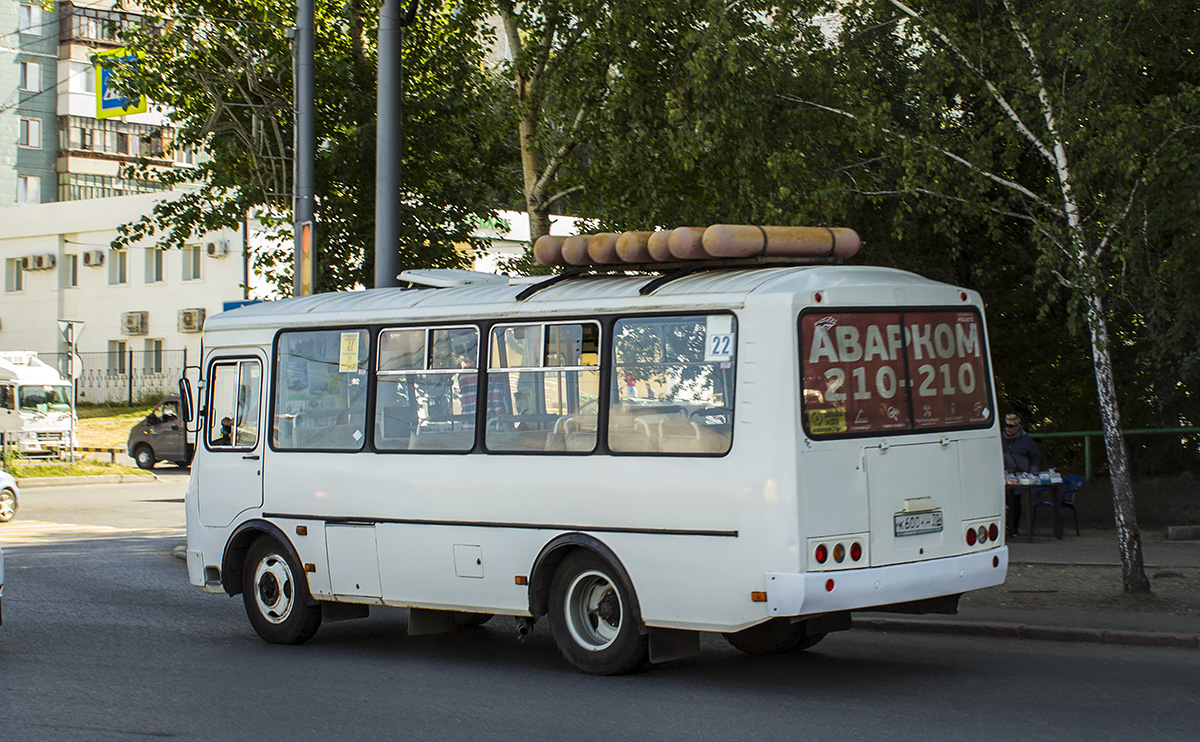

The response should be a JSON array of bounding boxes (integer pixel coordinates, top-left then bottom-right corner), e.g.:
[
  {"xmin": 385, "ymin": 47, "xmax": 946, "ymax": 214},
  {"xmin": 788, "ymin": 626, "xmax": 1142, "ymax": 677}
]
[{"xmin": 514, "ymin": 256, "xmax": 843, "ymax": 301}]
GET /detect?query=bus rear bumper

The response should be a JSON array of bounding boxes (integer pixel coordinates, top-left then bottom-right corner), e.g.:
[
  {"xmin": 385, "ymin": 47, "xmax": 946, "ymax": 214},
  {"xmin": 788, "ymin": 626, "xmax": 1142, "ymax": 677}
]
[{"xmin": 765, "ymin": 546, "xmax": 1008, "ymax": 618}]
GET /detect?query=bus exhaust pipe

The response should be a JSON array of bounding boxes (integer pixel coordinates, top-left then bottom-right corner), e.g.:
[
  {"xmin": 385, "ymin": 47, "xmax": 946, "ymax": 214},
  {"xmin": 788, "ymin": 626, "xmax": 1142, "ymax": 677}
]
[{"xmin": 515, "ymin": 616, "xmax": 536, "ymax": 640}]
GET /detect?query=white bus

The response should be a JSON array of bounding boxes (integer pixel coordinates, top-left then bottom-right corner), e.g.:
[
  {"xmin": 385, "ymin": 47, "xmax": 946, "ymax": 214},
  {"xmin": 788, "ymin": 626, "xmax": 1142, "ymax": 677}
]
[{"xmin": 183, "ymin": 262, "xmax": 1007, "ymax": 674}]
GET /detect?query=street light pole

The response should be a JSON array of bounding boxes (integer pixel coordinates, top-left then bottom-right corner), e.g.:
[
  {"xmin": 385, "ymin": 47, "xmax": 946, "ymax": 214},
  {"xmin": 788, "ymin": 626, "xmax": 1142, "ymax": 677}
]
[
  {"xmin": 294, "ymin": 0, "xmax": 316, "ymax": 296},
  {"xmin": 375, "ymin": 0, "xmax": 419, "ymax": 289}
]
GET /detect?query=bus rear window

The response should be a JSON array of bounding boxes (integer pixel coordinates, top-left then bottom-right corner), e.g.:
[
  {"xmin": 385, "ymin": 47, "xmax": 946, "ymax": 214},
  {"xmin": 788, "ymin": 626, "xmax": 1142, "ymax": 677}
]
[{"xmin": 799, "ymin": 309, "xmax": 992, "ymax": 437}]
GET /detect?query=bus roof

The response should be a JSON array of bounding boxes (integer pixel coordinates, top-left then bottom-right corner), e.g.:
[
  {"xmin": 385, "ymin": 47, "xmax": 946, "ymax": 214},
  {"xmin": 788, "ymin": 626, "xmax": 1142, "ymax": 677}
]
[{"xmin": 205, "ymin": 265, "xmax": 958, "ymax": 333}]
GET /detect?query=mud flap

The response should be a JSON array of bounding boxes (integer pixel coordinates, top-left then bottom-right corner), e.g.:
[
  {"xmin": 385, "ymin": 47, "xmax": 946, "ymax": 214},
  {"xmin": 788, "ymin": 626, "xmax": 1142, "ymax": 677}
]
[{"xmin": 648, "ymin": 627, "xmax": 700, "ymax": 663}]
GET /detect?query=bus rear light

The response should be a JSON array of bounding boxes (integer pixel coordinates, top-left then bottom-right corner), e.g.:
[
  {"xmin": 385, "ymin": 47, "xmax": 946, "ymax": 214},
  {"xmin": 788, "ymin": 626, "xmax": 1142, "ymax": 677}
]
[
  {"xmin": 833, "ymin": 543, "xmax": 846, "ymax": 563},
  {"xmin": 966, "ymin": 528, "xmax": 977, "ymax": 546},
  {"xmin": 977, "ymin": 526, "xmax": 988, "ymax": 544},
  {"xmin": 751, "ymin": 591, "xmax": 767, "ymax": 603},
  {"xmin": 815, "ymin": 544, "xmax": 828, "ymax": 564},
  {"xmin": 825, "ymin": 579, "xmax": 835, "ymax": 592},
  {"xmin": 988, "ymin": 523, "xmax": 999, "ymax": 542},
  {"xmin": 850, "ymin": 542, "xmax": 862, "ymax": 561}
]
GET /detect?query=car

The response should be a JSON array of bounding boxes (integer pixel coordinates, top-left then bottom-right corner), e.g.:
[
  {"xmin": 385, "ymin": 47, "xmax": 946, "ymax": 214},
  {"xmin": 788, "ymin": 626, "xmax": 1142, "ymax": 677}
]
[
  {"xmin": 126, "ymin": 396, "xmax": 192, "ymax": 470},
  {"xmin": 0, "ymin": 468, "xmax": 18, "ymax": 523}
]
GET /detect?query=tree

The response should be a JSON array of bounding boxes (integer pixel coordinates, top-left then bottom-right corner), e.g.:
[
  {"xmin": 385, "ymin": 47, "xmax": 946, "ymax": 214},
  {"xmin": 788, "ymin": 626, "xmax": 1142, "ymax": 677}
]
[
  {"xmin": 786, "ymin": 0, "xmax": 1200, "ymax": 591},
  {"xmin": 112, "ymin": 0, "xmax": 517, "ymax": 293}
]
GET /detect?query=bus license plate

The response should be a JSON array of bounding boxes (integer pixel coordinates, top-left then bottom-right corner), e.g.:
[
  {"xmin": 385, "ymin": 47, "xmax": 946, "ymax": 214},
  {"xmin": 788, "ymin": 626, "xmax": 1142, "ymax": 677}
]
[{"xmin": 894, "ymin": 510, "xmax": 943, "ymax": 537}]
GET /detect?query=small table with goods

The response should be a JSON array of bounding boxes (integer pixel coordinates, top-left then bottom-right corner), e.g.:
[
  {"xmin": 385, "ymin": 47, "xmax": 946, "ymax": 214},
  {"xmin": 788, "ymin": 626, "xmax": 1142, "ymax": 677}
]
[{"xmin": 1004, "ymin": 470, "xmax": 1063, "ymax": 543}]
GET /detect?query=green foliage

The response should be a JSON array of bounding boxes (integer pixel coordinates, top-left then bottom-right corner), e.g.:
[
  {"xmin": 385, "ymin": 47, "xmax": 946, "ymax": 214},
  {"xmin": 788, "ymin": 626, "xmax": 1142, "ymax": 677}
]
[{"xmin": 111, "ymin": 0, "xmax": 519, "ymax": 292}]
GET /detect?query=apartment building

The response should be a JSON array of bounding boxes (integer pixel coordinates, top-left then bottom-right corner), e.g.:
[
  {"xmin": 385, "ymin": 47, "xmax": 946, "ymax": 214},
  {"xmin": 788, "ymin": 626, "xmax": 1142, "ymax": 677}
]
[{"xmin": 1, "ymin": 1, "xmax": 252, "ymax": 401}]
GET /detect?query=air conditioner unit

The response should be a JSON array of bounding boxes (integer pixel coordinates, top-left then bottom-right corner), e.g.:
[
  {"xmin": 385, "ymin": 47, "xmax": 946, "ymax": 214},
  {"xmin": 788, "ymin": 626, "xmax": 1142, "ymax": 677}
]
[
  {"xmin": 177, "ymin": 308, "xmax": 206, "ymax": 333},
  {"xmin": 121, "ymin": 310, "xmax": 148, "ymax": 336},
  {"xmin": 20, "ymin": 256, "xmax": 33, "ymax": 270},
  {"xmin": 36, "ymin": 254, "xmax": 56, "ymax": 270},
  {"xmin": 82, "ymin": 250, "xmax": 105, "ymax": 267},
  {"xmin": 205, "ymin": 240, "xmax": 228, "ymax": 258}
]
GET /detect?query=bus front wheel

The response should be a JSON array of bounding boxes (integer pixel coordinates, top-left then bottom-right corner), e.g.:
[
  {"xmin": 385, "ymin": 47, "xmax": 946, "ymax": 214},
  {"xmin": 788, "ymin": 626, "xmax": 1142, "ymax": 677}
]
[
  {"xmin": 548, "ymin": 551, "xmax": 648, "ymax": 675},
  {"xmin": 242, "ymin": 537, "xmax": 322, "ymax": 645},
  {"xmin": 722, "ymin": 617, "xmax": 825, "ymax": 655}
]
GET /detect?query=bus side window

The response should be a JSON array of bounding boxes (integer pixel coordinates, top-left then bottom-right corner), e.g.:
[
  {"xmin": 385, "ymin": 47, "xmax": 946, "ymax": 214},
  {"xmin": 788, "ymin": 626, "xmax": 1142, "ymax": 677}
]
[
  {"xmin": 486, "ymin": 322, "xmax": 599, "ymax": 453},
  {"xmin": 208, "ymin": 360, "xmax": 261, "ymax": 449},
  {"xmin": 374, "ymin": 326, "xmax": 478, "ymax": 452},
  {"xmin": 0, "ymin": 385, "xmax": 11, "ymax": 410},
  {"xmin": 272, "ymin": 329, "xmax": 369, "ymax": 451},
  {"xmin": 609, "ymin": 314, "xmax": 736, "ymax": 455}
]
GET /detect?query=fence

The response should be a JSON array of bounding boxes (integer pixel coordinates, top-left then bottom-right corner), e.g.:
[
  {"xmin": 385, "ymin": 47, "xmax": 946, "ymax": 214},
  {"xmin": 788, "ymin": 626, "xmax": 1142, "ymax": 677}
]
[
  {"xmin": 42, "ymin": 349, "xmax": 187, "ymax": 405},
  {"xmin": 1030, "ymin": 427, "xmax": 1200, "ymax": 480}
]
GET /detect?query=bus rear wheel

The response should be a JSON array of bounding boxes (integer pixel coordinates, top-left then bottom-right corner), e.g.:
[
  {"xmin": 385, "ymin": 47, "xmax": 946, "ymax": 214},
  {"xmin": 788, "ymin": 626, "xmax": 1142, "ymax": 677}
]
[
  {"xmin": 723, "ymin": 617, "xmax": 826, "ymax": 655},
  {"xmin": 548, "ymin": 551, "xmax": 648, "ymax": 675},
  {"xmin": 242, "ymin": 537, "xmax": 322, "ymax": 645}
]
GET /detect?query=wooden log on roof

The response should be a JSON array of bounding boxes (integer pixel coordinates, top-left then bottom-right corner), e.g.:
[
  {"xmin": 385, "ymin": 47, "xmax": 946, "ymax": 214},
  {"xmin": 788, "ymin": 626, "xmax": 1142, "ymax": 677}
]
[{"xmin": 702, "ymin": 225, "xmax": 861, "ymax": 259}]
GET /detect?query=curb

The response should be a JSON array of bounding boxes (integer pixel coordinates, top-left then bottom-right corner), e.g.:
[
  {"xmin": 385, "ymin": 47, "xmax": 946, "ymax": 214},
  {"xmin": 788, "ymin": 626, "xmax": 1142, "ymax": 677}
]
[
  {"xmin": 852, "ymin": 616, "xmax": 1200, "ymax": 649},
  {"xmin": 16, "ymin": 474, "xmax": 160, "ymax": 488}
]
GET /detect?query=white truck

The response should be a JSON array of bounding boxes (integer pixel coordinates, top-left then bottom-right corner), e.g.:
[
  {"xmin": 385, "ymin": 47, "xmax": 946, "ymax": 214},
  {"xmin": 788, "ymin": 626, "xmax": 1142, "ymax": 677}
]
[{"xmin": 0, "ymin": 352, "xmax": 77, "ymax": 456}]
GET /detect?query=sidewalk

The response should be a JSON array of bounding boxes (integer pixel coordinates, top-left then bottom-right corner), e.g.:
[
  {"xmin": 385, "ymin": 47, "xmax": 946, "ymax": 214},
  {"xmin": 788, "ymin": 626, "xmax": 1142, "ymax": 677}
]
[{"xmin": 853, "ymin": 529, "xmax": 1200, "ymax": 648}]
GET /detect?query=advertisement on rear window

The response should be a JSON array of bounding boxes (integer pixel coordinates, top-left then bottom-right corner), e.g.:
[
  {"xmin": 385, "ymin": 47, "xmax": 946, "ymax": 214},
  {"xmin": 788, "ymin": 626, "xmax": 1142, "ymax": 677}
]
[{"xmin": 799, "ymin": 309, "xmax": 993, "ymax": 437}]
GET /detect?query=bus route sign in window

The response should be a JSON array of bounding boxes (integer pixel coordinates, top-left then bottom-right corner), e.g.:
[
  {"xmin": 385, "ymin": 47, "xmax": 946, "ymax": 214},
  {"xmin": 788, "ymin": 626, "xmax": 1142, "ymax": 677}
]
[{"xmin": 799, "ymin": 309, "xmax": 992, "ymax": 437}]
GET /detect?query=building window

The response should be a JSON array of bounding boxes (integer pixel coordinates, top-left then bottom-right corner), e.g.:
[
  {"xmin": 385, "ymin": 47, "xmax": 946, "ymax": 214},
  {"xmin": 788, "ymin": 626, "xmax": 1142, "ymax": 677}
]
[
  {"xmin": 175, "ymin": 147, "xmax": 196, "ymax": 166},
  {"xmin": 66, "ymin": 255, "xmax": 79, "ymax": 287},
  {"xmin": 108, "ymin": 249, "xmax": 128, "ymax": 285},
  {"xmin": 182, "ymin": 245, "xmax": 202, "ymax": 281},
  {"xmin": 19, "ymin": 4, "xmax": 41, "ymax": 35},
  {"xmin": 116, "ymin": 133, "xmax": 130, "ymax": 155},
  {"xmin": 20, "ymin": 62, "xmax": 40, "ymax": 92},
  {"xmin": 19, "ymin": 118, "xmax": 41, "ymax": 149},
  {"xmin": 145, "ymin": 248, "xmax": 164, "ymax": 283},
  {"xmin": 5, "ymin": 259, "xmax": 24, "ymax": 293},
  {"xmin": 17, "ymin": 176, "xmax": 40, "ymax": 205},
  {"xmin": 57, "ymin": 172, "xmax": 165, "ymax": 202},
  {"xmin": 144, "ymin": 339, "xmax": 164, "ymax": 373},
  {"xmin": 108, "ymin": 341, "xmax": 127, "ymax": 375}
]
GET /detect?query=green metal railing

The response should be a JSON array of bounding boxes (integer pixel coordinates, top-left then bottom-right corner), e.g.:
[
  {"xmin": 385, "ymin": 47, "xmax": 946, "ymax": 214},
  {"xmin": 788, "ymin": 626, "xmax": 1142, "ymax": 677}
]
[{"xmin": 1029, "ymin": 427, "xmax": 1200, "ymax": 479}]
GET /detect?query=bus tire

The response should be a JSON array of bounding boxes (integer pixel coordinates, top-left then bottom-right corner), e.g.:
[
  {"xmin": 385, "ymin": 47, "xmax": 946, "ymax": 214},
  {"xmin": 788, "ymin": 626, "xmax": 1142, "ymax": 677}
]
[
  {"xmin": 722, "ymin": 618, "xmax": 825, "ymax": 655},
  {"xmin": 548, "ymin": 551, "xmax": 648, "ymax": 675},
  {"xmin": 242, "ymin": 537, "xmax": 322, "ymax": 645},
  {"xmin": 133, "ymin": 445, "xmax": 156, "ymax": 470}
]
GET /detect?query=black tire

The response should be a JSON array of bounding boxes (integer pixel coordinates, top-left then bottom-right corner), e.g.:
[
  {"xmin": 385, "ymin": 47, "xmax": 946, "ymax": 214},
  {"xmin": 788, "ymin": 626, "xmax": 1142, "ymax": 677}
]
[
  {"xmin": 548, "ymin": 551, "xmax": 648, "ymax": 675},
  {"xmin": 133, "ymin": 445, "xmax": 156, "ymax": 470},
  {"xmin": 242, "ymin": 537, "xmax": 322, "ymax": 645},
  {"xmin": 723, "ymin": 617, "xmax": 826, "ymax": 655},
  {"xmin": 455, "ymin": 612, "xmax": 494, "ymax": 628},
  {"xmin": 0, "ymin": 487, "xmax": 17, "ymax": 523}
]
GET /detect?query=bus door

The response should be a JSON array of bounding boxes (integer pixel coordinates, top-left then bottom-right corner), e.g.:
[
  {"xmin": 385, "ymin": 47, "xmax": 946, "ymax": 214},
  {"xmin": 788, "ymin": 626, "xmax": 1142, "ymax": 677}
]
[{"xmin": 198, "ymin": 354, "xmax": 266, "ymax": 528}]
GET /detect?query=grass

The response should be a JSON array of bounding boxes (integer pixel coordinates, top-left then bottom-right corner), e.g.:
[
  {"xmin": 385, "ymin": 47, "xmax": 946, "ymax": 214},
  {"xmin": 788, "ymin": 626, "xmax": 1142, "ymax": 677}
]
[
  {"xmin": 77, "ymin": 405, "xmax": 154, "ymax": 449},
  {"xmin": 7, "ymin": 459, "xmax": 143, "ymax": 478}
]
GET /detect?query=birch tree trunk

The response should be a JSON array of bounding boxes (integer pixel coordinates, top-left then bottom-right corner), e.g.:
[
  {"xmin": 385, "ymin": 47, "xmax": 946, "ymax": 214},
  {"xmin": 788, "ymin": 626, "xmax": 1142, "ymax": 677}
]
[{"xmin": 1086, "ymin": 293, "xmax": 1151, "ymax": 592}]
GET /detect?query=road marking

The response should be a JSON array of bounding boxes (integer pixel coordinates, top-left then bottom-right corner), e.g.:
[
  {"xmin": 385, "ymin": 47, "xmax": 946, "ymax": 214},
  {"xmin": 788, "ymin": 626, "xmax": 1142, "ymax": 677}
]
[{"xmin": 0, "ymin": 520, "xmax": 185, "ymax": 545}]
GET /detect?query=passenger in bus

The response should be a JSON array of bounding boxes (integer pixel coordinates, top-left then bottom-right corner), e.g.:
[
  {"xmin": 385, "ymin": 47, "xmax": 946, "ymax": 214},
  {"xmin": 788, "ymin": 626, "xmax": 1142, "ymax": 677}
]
[{"xmin": 1002, "ymin": 414, "xmax": 1042, "ymax": 535}]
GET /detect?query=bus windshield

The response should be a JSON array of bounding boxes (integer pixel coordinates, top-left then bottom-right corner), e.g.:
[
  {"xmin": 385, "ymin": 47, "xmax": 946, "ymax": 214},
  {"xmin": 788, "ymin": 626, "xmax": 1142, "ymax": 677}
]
[{"xmin": 18, "ymin": 384, "xmax": 73, "ymax": 413}]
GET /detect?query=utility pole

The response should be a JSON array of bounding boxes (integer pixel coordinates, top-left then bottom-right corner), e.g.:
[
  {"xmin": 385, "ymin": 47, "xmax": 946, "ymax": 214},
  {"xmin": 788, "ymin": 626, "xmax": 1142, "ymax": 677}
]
[
  {"xmin": 293, "ymin": 0, "xmax": 316, "ymax": 296},
  {"xmin": 375, "ymin": 0, "xmax": 419, "ymax": 289}
]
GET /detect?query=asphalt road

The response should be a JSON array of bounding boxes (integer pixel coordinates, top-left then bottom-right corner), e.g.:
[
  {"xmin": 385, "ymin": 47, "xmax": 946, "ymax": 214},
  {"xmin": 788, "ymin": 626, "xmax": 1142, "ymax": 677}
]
[{"xmin": 1, "ymin": 478, "xmax": 1198, "ymax": 741}]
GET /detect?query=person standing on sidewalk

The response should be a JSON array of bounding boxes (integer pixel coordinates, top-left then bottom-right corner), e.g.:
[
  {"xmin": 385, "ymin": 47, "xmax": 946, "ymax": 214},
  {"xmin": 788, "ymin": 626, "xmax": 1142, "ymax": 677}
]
[{"xmin": 1002, "ymin": 413, "xmax": 1042, "ymax": 535}]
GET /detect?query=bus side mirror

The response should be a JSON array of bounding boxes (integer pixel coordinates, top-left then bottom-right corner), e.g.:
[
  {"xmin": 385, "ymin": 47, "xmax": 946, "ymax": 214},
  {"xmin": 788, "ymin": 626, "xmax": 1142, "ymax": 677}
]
[{"xmin": 179, "ymin": 378, "xmax": 194, "ymax": 423}]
